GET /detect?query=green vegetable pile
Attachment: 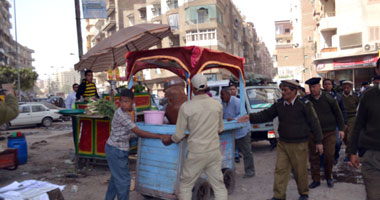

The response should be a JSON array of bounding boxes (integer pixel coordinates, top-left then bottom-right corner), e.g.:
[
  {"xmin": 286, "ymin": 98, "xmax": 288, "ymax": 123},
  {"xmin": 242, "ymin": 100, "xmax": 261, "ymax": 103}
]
[{"xmin": 86, "ymin": 99, "xmax": 117, "ymax": 119}]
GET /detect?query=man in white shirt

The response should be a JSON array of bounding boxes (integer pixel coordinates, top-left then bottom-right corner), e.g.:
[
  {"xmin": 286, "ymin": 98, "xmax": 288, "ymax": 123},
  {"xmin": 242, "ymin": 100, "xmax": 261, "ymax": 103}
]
[{"xmin": 65, "ymin": 83, "xmax": 78, "ymax": 109}]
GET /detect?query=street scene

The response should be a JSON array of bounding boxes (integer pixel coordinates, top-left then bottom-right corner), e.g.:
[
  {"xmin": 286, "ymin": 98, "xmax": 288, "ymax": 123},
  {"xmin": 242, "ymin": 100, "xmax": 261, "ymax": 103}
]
[{"xmin": 1, "ymin": 0, "xmax": 380, "ymax": 200}]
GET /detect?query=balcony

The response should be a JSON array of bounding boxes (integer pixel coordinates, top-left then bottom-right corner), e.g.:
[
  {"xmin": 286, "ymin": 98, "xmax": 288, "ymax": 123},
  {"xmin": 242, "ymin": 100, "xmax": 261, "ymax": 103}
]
[
  {"xmin": 321, "ymin": 47, "xmax": 338, "ymax": 53},
  {"xmin": 102, "ymin": 18, "xmax": 116, "ymax": 31},
  {"xmin": 106, "ymin": 1, "xmax": 115, "ymax": 16},
  {"xmin": 319, "ymin": 13, "xmax": 337, "ymax": 31}
]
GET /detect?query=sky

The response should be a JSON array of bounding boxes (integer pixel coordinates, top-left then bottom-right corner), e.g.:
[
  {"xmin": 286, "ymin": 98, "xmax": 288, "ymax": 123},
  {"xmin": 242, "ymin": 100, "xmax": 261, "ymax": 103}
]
[{"xmin": 9, "ymin": 0, "xmax": 292, "ymax": 80}]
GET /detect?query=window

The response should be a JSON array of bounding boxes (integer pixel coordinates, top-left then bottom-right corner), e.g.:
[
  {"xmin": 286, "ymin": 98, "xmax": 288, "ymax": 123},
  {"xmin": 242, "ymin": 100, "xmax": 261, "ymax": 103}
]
[
  {"xmin": 32, "ymin": 105, "xmax": 45, "ymax": 112},
  {"xmin": 197, "ymin": 8, "xmax": 208, "ymax": 24},
  {"xmin": 20, "ymin": 106, "xmax": 30, "ymax": 113},
  {"xmin": 369, "ymin": 26, "xmax": 380, "ymax": 41},
  {"xmin": 285, "ymin": 56, "xmax": 288, "ymax": 60},
  {"xmin": 275, "ymin": 26, "xmax": 283, "ymax": 35},
  {"xmin": 168, "ymin": 14, "xmax": 179, "ymax": 30},
  {"xmin": 285, "ymin": 28, "xmax": 290, "ymax": 33},
  {"xmin": 217, "ymin": 8, "xmax": 223, "ymax": 25},
  {"xmin": 339, "ymin": 32, "xmax": 362, "ymax": 49}
]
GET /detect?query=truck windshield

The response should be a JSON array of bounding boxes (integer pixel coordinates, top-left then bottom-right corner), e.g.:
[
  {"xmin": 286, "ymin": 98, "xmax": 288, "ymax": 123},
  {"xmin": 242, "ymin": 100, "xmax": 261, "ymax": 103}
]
[{"xmin": 246, "ymin": 88, "xmax": 281, "ymax": 108}]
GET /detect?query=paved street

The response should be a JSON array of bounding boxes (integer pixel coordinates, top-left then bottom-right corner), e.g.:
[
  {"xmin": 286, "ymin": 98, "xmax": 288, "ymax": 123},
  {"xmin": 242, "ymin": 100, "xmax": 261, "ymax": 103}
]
[{"xmin": 0, "ymin": 123, "xmax": 366, "ymax": 200}]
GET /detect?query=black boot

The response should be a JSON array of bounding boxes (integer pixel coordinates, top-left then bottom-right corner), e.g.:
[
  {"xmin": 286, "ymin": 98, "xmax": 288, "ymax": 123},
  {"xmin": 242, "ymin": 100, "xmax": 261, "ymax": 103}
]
[{"xmin": 308, "ymin": 181, "xmax": 320, "ymax": 189}]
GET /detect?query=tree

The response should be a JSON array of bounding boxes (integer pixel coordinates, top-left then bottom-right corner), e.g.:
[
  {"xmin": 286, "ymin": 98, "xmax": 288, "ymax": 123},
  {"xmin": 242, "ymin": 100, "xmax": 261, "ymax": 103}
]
[{"xmin": 0, "ymin": 66, "xmax": 39, "ymax": 91}]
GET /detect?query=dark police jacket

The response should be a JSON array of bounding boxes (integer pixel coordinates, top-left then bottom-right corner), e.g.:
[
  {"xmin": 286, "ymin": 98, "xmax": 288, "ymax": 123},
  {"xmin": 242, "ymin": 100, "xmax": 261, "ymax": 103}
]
[
  {"xmin": 306, "ymin": 92, "xmax": 344, "ymax": 133},
  {"xmin": 249, "ymin": 96, "xmax": 323, "ymax": 144}
]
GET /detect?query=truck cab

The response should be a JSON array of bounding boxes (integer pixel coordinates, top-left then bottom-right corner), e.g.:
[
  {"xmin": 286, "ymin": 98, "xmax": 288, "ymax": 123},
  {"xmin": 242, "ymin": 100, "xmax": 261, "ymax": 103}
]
[{"xmin": 244, "ymin": 85, "xmax": 281, "ymax": 149}]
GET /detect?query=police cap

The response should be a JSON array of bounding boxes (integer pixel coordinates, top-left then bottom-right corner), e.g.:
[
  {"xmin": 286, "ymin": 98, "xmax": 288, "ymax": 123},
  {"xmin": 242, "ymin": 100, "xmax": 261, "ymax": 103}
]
[
  {"xmin": 280, "ymin": 80, "xmax": 299, "ymax": 88},
  {"xmin": 305, "ymin": 77, "xmax": 321, "ymax": 85}
]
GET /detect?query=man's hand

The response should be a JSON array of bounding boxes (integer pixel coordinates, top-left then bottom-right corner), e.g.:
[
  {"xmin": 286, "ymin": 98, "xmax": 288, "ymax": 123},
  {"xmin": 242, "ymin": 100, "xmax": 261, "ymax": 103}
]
[
  {"xmin": 338, "ymin": 131, "xmax": 344, "ymax": 140},
  {"xmin": 316, "ymin": 144, "xmax": 323, "ymax": 156},
  {"xmin": 237, "ymin": 115, "xmax": 249, "ymax": 123},
  {"xmin": 349, "ymin": 154, "xmax": 360, "ymax": 169},
  {"xmin": 226, "ymin": 118, "xmax": 234, "ymax": 121},
  {"xmin": 161, "ymin": 134, "xmax": 173, "ymax": 146}
]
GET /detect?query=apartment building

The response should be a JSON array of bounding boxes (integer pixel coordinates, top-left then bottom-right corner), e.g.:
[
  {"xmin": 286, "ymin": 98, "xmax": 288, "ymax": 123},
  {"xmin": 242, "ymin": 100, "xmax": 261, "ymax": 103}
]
[
  {"xmin": 273, "ymin": 0, "xmax": 317, "ymax": 84},
  {"xmin": 313, "ymin": 0, "xmax": 380, "ymax": 89},
  {"xmin": 86, "ymin": 0, "xmax": 274, "ymax": 95},
  {"xmin": 0, "ymin": 0, "xmax": 34, "ymax": 69}
]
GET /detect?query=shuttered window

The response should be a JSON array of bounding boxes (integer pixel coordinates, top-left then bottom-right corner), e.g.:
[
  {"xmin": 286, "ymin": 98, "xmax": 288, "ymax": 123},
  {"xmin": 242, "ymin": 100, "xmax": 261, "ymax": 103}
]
[{"xmin": 339, "ymin": 32, "xmax": 362, "ymax": 49}]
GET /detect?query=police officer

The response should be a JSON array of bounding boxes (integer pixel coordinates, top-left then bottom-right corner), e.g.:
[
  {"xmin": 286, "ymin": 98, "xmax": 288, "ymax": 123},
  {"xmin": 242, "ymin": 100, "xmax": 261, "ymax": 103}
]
[
  {"xmin": 238, "ymin": 80, "xmax": 323, "ymax": 200},
  {"xmin": 341, "ymin": 81, "xmax": 359, "ymax": 159},
  {"xmin": 305, "ymin": 77, "xmax": 345, "ymax": 189}
]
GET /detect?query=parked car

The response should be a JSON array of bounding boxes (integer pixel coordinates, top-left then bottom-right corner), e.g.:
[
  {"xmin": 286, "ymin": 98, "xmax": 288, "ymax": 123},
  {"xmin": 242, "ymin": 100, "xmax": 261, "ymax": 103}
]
[
  {"xmin": 244, "ymin": 85, "xmax": 282, "ymax": 148},
  {"xmin": 44, "ymin": 96, "xmax": 65, "ymax": 108},
  {"xmin": 0, "ymin": 102, "xmax": 63, "ymax": 130}
]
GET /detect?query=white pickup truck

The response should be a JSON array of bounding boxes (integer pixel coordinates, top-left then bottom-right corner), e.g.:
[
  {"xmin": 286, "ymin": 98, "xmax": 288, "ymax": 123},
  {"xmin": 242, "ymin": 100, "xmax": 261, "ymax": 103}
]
[{"xmin": 244, "ymin": 85, "xmax": 281, "ymax": 149}]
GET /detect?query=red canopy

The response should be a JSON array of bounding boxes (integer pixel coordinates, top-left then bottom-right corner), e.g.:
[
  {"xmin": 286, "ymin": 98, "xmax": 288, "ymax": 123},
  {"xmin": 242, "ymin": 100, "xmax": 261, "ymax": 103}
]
[{"xmin": 126, "ymin": 46, "xmax": 245, "ymax": 81}]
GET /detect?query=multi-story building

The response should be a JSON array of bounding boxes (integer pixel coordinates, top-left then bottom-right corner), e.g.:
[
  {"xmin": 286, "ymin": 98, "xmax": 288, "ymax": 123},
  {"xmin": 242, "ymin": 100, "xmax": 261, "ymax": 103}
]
[
  {"xmin": 313, "ymin": 0, "xmax": 380, "ymax": 90},
  {"xmin": 0, "ymin": 0, "xmax": 34, "ymax": 69},
  {"xmin": 86, "ymin": 0, "xmax": 274, "ymax": 95},
  {"xmin": 273, "ymin": 0, "xmax": 317, "ymax": 84}
]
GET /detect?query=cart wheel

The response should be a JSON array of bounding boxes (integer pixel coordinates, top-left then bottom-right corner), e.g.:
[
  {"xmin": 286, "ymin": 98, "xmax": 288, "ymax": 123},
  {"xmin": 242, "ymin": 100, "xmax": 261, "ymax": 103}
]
[
  {"xmin": 142, "ymin": 194, "xmax": 160, "ymax": 199},
  {"xmin": 192, "ymin": 178, "xmax": 211, "ymax": 200},
  {"xmin": 6, "ymin": 165, "xmax": 18, "ymax": 170},
  {"xmin": 222, "ymin": 168, "xmax": 235, "ymax": 194},
  {"xmin": 76, "ymin": 157, "xmax": 87, "ymax": 169}
]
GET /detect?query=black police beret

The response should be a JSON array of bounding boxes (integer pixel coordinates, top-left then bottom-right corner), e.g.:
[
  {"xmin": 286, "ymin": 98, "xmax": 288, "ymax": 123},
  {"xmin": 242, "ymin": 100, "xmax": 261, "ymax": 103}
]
[
  {"xmin": 305, "ymin": 77, "xmax": 321, "ymax": 85},
  {"xmin": 361, "ymin": 81, "xmax": 369, "ymax": 86}
]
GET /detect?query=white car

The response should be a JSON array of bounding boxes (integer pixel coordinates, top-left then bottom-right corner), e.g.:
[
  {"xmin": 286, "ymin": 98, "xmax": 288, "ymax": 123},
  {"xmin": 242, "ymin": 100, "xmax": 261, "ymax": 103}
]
[{"xmin": 0, "ymin": 102, "xmax": 62, "ymax": 130}]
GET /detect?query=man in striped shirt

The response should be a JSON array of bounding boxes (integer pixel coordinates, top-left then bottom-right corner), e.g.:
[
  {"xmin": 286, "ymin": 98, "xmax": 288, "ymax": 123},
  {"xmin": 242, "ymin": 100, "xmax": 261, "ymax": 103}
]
[{"xmin": 76, "ymin": 70, "xmax": 99, "ymax": 101}]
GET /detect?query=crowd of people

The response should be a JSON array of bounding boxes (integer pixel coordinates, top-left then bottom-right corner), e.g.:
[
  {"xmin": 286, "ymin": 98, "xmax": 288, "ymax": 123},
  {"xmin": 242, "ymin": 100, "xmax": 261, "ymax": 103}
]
[{"xmin": 2, "ymin": 59, "xmax": 379, "ymax": 200}]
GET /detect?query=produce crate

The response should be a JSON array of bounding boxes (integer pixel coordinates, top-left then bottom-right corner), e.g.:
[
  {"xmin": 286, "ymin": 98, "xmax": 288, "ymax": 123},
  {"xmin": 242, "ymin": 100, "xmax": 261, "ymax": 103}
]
[{"xmin": 0, "ymin": 148, "xmax": 18, "ymax": 170}]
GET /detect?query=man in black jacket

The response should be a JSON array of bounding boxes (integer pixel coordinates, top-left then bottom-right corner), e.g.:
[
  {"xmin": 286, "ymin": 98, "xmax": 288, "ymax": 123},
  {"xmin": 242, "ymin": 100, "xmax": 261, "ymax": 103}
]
[
  {"xmin": 239, "ymin": 80, "xmax": 323, "ymax": 200},
  {"xmin": 350, "ymin": 82, "xmax": 380, "ymax": 200},
  {"xmin": 305, "ymin": 77, "xmax": 344, "ymax": 189}
]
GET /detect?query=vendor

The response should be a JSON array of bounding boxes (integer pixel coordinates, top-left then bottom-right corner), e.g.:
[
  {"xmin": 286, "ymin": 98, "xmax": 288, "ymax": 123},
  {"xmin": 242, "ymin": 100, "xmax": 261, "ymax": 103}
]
[{"xmin": 76, "ymin": 70, "xmax": 100, "ymax": 101}]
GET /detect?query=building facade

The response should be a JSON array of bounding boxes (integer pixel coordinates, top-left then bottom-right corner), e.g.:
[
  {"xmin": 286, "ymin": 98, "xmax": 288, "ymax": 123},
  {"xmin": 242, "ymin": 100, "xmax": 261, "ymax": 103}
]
[
  {"xmin": 313, "ymin": 0, "xmax": 380, "ymax": 90},
  {"xmin": 273, "ymin": 0, "xmax": 317, "ymax": 84},
  {"xmin": 85, "ymin": 0, "xmax": 274, "ymax": 95},
  {"xmin": 0, "ymin": 0, "xmax": 34, "ymax": 69}
]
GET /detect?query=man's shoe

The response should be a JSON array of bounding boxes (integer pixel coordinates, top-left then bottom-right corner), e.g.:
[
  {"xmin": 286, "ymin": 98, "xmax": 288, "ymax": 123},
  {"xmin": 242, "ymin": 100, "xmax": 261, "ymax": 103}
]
[
  {"xmin": 308, "ymin": 181, "xmax": 320, "ymax": 189},
  {"xmin": 327, "ymin": 179, "xmax": 334, "ymax": 188},
  {"xmin": 243, "ymin": 173, "xmax": 255, "ymax": 178},
  {"xmin": 299, "ymin": 195, "xmax": 308, "ymax": 200}
]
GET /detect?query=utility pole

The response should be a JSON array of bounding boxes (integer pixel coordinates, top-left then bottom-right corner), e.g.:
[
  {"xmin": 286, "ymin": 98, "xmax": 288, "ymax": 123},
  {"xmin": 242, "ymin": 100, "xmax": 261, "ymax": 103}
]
[
  {"xmin": 74, "ymin": 0, "xmax": 84, "ymax": 80},
  {"xmin": 13, "ymin": 0, "xmax": 21, "ymax": 101},
  {"xmin": 74, "ymin": 0, "xmax": 83, "ymax": 59}
]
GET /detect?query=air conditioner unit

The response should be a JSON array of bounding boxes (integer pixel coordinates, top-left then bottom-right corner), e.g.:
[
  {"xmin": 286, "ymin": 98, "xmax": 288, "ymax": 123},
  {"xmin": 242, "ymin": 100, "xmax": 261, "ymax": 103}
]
[
  {"xmin": 166, "ymin": 0, "xmax": 172, "ymax": 5},
  {"xmin": 363, "ymin": 43, "xmax": 378, "ymax": 52},
  {"xmin": 151, "ymin": 7, "xmax": 156, "ymax": 12}
]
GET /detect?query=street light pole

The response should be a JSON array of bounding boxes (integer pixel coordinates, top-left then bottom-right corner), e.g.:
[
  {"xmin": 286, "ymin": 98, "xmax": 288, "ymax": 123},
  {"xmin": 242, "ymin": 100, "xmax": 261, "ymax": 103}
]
[{"xmin": 13, "ymin": 0, "xmax": 21, "ymax": 101}]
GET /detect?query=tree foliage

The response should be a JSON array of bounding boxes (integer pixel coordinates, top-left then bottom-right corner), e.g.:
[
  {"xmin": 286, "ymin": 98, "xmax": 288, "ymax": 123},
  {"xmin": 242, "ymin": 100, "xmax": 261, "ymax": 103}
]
[{"xmin": 0, "ymin": 66, "xmax": 39, "ymax": 91}]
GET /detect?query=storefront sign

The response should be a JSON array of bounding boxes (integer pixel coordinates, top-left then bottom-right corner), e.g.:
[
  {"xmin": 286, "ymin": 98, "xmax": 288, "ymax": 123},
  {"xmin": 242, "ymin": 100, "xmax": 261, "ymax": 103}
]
[
  {"xmin": 316, "ymin": 63, "xmax": 334, "ymax": 72},
  {"xmin": 333, "ymin": 56, "xmax": 378, "ymax": 69},
  {"xmin": 82, "ymin": 0, "xmax": 107, "ymax": 19}
]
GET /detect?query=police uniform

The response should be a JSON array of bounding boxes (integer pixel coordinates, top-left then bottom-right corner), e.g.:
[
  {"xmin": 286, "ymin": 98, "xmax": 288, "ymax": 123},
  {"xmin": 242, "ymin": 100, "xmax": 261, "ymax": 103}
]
[
  {"xmin": 250, "ymin": 80, "xmax": 323, "ymax": 200},
  {"xmin": 305, "ymin": 77, "xmax": 344, "ymax": 188},
  {"xmin": 341, "ymin": 81, "xmax": 359, "ymax": 156}
]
